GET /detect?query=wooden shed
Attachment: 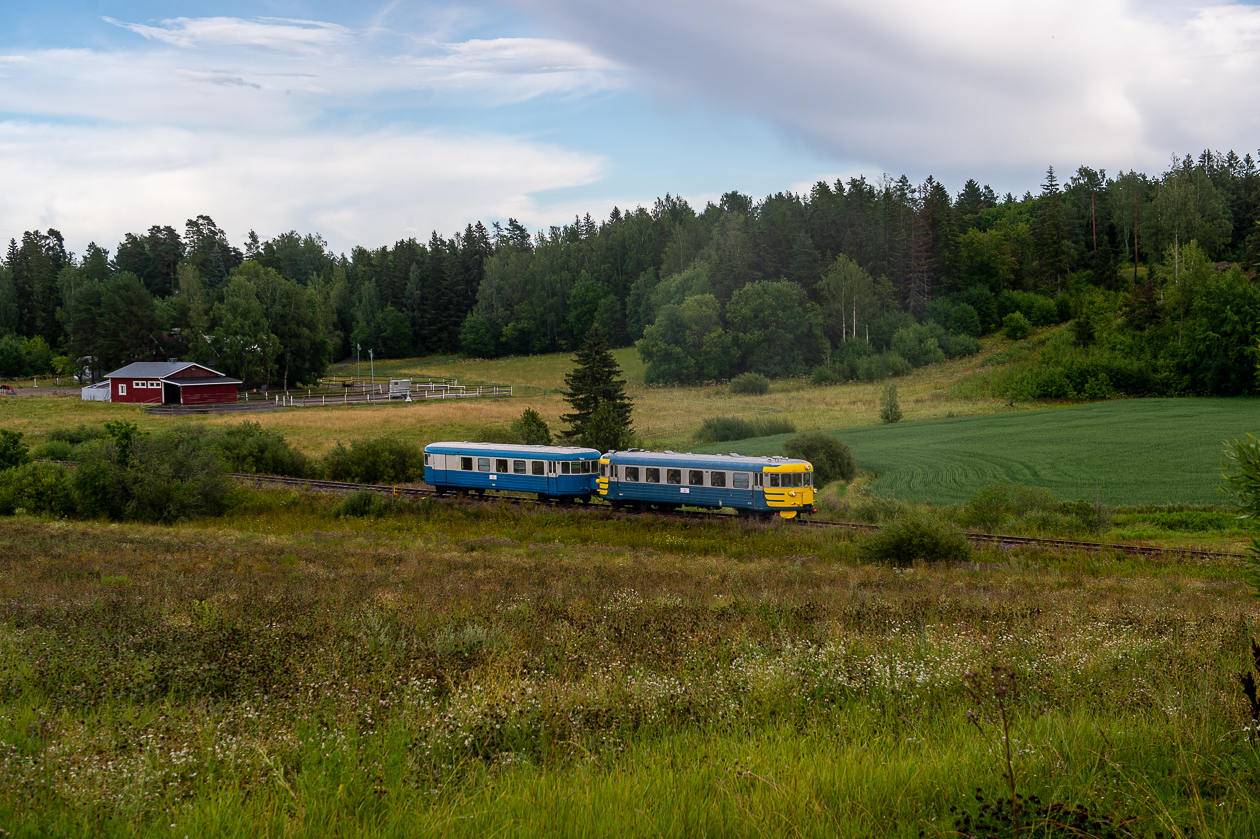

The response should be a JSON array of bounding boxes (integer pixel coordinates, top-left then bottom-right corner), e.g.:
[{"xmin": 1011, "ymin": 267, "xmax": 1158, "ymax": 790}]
[{"xmin": 104, "ymin": 362, "xmax": 242, "ymax": 406}]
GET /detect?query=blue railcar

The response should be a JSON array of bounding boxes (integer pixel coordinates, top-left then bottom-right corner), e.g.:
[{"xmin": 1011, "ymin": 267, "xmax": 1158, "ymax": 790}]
[
  {"xmin": 424, "ymin": 442, "xmax": 602, "ymax": 501},
  {"xmin": 597, "ymin": 450, "xmax": 815, "ymax": 519}
]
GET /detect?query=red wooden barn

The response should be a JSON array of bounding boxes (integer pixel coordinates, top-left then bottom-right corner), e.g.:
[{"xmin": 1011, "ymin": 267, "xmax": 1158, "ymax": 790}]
[{"xmin": 104, "ymin": 362, "xmax": 242, "ymax": 406}]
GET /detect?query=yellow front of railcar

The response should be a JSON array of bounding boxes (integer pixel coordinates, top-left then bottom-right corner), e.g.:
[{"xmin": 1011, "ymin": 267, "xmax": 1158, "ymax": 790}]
[
  {"xmin": 761, "ymin": 462, "xmax": 814, "ymax": 518},
  {"xmin": 597, "ymin": 457, "xmax": 611, "ymax": 496}
]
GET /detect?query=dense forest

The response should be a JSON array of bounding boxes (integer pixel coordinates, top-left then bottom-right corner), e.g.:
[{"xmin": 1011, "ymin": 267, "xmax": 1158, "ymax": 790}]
[{"xmin": 1, "ymin": 150, "xmax": 1259, "ymax": 394}]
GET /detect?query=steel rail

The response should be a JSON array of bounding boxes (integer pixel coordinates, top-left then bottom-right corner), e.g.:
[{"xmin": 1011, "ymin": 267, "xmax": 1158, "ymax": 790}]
[{"xmin": 231, "ymin": 473, "xmax": 1249, "ymax": 562}]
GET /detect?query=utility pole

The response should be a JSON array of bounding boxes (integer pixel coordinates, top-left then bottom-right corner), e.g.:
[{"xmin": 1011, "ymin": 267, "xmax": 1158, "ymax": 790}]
[
  {"xmin": 356, "ymin": 343, "xmax": 361, "ymax": 386},
  {"xmin": 369, "ymin": 349, "xmax": 375, "ymax": 394}
]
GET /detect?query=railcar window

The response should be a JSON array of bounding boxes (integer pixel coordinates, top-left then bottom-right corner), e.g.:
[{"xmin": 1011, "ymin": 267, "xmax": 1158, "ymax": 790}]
[
  {"xmin": 689, "ymin": 470, "xmax": 704, "ymax": 486},
  {"xmin": 532, "ymin": 461, "xmax": 545, "ymax": 476},
  {"xmin": 667, "ymin": 469, "xmax": 682, "ymax": 485},
  {"xmin": 581, "ymin": 461, "xmax": 591, "ymax": 474},
  {"xmin": 424, "ymin": 453, "xmax": 431, "ymax": 466},
  {"xmin": 769, "ymin": 474, "xmax": 781, "ymax": 487},
  {"xmin": 462, "ymin": 457, "xmax": 473, "ymax": 470},
  {"xmin": 625, "ymin": 466, "xmax": 639, "ymax": 481},
  {"xmin": 561, "ymin": 462, "xmax": 571, "ymax": 474},
  {"xmin": 477, "ymin": 458, "xmax": 490, "ymax": 472},
  {"xmin": 804, "ymin": 473, "xmax": 812, "ymax": 486},
  {"xmin": 600, "ymin": 463, "xmax": 607, "ymax": 477},
  {"xmin": 513, "ymin": 460, "xmax": 527, "ymax": 474},
  {"xmin": 711, "ymin": 471, "xmax": 726, "ymax": 488},
  {"xmin": 496, "ymin": 459, "xmax": 509, "ymax": 473},
  {"xmin": 646, "ymin": 468, "xmax": 660, "ymax": 483},
  {"xmin": 732, "ymin": 472, "xmax": 749, "ymax": 489}
]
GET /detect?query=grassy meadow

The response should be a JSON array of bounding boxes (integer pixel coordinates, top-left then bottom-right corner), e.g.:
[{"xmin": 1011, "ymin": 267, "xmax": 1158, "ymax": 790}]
[
  {"xmin": 2, "ymin": 496, "xmax": 1260, "ymax": 837},
  {"xmin": 698, "ymin": 397, "xmax": 1260, "ymax": 507},
  {"xmin": 1, "ymin": 342, "xmax": 1014, "ymax": 457}
]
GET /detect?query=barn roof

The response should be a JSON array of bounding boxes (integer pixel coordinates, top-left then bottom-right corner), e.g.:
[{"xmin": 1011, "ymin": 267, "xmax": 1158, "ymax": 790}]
[{"xmin": 106, "ymin": 361, "xmax": 227, "ymax": 379}]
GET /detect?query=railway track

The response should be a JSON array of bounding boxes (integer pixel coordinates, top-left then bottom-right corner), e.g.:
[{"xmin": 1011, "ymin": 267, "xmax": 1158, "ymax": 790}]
[{"xmin": 231, "ymin": 473, "xmax": 1249, "ymax": 563}]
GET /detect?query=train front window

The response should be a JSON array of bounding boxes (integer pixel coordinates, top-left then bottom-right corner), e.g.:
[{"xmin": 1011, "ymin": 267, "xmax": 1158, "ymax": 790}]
[
  {"xmin": 711, "ymin": 471, "xmax": 726, "ymax": 488},
  {"xmin": 732, "ymin": 472, "xmax": 749, "ymax": 489},
  {"xmin": 533, "ymin": 461, "xmax": 545, "ymax": 476},
  {"xmin": 667, "ymin": 469, "xmax": 682, "ymax": 485},
  {"xmin": 477, "ymin": 458, "xmax": 490, "ymax": 472},
  {"xmin": 599, "ymin": 463, "xmax": 607, "ymax": 477},
  {"xmin": 513, "ymin": 460, "xmax": 527, "ymax": 474},
  {"xmin": 424, "ymin": 453, "xmax": 431, "ymax": 466},
  {"xmin": 624, "ymin": 466, "xmax": 639, "ymax": 481},
  {"xmin": 561, "ymin": 462, "xmax": 571, "ymax": 474},
  {"xmin": 769, "ymin": 474, "xmax": 781, "ymax": 488},
  {"xmin": 646, "ymin": 468, "xmax": 660, "ymax": 483},
  {"xmin": 581, "ymin": 461, "xmax": 591, "ymax": 474},
  {"xmin": 688, "ymin": 470, "xmax": 704, "ymax": 486},
  {"xmin": 804, "ymin": 473, "xmax": 812, "ymax": 486},
  {"xmin": 462, "ymin": 457, "xmax": 473, "ymax": 470}
]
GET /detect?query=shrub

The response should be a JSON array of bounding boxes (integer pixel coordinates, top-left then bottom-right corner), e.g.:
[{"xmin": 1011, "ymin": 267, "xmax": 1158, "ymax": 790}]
[
  {"xmin": 851, "ymin": 492, "xmax": 911, "ymax": 523},
  {"xmin": 782, "ymin": 431, "xmax": 855, "ymax": 487},
  {"xmin": 47, "ymin": 425, "xmax": 106, "ymax": 445},
  {"xmin": 810, "ymin": 365, "xmax": 845, "ymax": 386},
  {"xmin": 338, "ymin": 489, "xmax": 386, "ymax": 517},
  {"xmin": 729, "ymin": 372, "xmax": 770, "ymax": 395},
  {"xmin": 959, "ymin": 481, "xmax": 1110, "ymax": 535},
  {"xmin": 509, "ymin": 408, "xmax": 552, "ymax": 445},
  {"xmin": 124, "ymin": 430, "xmax": 233, "ymax": 522},
  {"xmin": 0, "ymin": 429, "xmax": 30, "ymax": 471},
  {"xmin": 0, "ymin": 461, "xmax": 75, "ymax": 516},
  {"xmin": 857, "ymin": 513, "xmax": 973, "ymax": 566},
  {"xmin": 211, "ymin": 421, "xmax": 312, "ymax": 477},
  {"xmin": 1003, "ymin": 312, "xmax": 1031, "ymax": 340},
  {"xmin": 694, "ymin": 416, "xmax": 797, "ymax": 444},
  {"xmin": 72, "ymin": 430, "xmax": 232, "ymax": 522},
  {"xmin": 323, "ymin": 437, "xmax": 424, "ymax": 484},
  {"xmin": 856, "ymin": 352, "xmax": 912, "ymax": 382},
  {"xmin": 891, "ymin": 324, "xmax": 946, "ymax": 367},
  {"xmin": 30, "ymin": 439, "xmax": 74, "ymax": 461},
  {"xmin": 72, "ymin": 439, "xmax": 127, "ymax": 519},
  {"xmin": 879, "ymin": 384, "xmax": 903, "ymax": 424}
]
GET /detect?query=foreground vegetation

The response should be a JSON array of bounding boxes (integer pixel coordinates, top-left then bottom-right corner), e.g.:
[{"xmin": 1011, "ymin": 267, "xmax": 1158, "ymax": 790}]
[{"xmin": 1, "ymin": 496, "xmax": 1258, "ymax": 837}]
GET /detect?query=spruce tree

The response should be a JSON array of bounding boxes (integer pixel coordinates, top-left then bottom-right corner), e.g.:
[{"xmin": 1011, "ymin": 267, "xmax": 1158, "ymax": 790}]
[{"xmin": 560, "ymin": 324, "xmax": 633, "ymax": 448}]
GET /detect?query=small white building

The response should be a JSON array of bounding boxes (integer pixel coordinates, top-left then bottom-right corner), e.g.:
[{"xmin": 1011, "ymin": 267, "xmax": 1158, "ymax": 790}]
[{"xmin": 81, "ymin": 381, "xmax": 111, "ymax": 402}]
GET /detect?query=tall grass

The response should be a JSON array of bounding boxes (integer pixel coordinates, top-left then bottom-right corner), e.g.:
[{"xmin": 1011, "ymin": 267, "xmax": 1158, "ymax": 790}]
[
  {"xmin": 0, "ymin": 502, "xmax": 1257, "ymax": 836},
  {"xmin": 693, "ymin": 415, "xmax": 797, "ymax": 443}
]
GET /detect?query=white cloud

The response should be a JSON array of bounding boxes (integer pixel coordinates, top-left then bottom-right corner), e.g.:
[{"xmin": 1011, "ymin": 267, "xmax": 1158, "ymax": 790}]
[
  {"xmin": 104, "ymin": 16, "xmax": 352, "ymax": 53},
  {"xmin": 502, "ymin": 0, "xmax": 1260, "ymax": 183},
  {"xmin": 0, "ymin": 122, "xmax": 605, "ymax": 254},
  {"xmin": 0, "ymin": 14, "xmax": 626, "ymax": 252},
  {"xmin": 0, "ymin": 17, "xmax": 624, "ymax": 130}
]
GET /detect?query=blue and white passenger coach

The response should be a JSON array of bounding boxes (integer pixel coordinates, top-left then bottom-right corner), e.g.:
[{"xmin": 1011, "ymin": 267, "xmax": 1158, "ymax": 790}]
[
  {"xmin": 424, "ymin": 442, "xmax": 601, "ymax": 501},
  {"xmin": 597, "ymin": 450, "xmax": 815, "ymax": 519}
]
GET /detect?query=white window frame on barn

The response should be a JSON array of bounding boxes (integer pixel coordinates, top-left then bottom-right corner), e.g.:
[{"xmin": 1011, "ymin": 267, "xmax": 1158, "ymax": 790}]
[
  {"xmin": 118, "ymin": 384, "xmax": 127, "ymax": 396},
  {"xmin": 133, "ymin": 380, "xmax": 145, "ymax": 388},
  {"xmin": 148, "ymin": 381, "xmax": 160, "ymax": 388}
]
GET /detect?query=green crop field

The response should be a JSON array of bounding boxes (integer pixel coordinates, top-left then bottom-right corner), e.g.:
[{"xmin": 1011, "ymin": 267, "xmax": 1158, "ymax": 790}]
[{"xmin": 696, "ymin": 397, "xmax": 1260, "ymax": 506}]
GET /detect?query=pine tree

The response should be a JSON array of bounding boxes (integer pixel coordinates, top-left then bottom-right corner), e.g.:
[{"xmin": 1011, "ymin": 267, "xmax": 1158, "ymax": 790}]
[{"xmin": 559, "ymin": 324, "xmax": 633, "ymax": 448}]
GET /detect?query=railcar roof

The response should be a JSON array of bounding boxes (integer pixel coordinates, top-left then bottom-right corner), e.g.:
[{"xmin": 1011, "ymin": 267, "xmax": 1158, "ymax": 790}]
[
  {"xmin": 425, "ymin": 442, "xmax": 601, "ymax": 457},
  {"xmin": 604, "ymin": 450, "xmax": 810, "ymax": 468}
]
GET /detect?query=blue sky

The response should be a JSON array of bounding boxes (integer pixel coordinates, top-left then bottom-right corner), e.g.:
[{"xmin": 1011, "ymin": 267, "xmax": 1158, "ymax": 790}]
[{"xmin": 2, "ymin": 1, "xmax": 1259, "ymax": 255}]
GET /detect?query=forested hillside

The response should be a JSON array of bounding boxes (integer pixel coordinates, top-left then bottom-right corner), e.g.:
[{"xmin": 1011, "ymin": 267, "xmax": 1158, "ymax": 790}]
[{"xmin": 2, "ymin": 151, "xmax": 1258, "ymax": 393}]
